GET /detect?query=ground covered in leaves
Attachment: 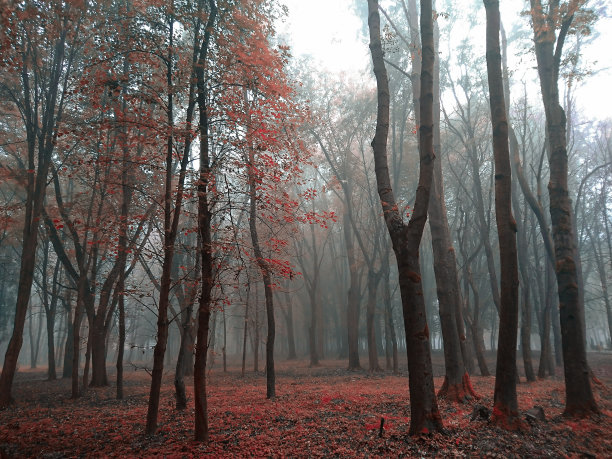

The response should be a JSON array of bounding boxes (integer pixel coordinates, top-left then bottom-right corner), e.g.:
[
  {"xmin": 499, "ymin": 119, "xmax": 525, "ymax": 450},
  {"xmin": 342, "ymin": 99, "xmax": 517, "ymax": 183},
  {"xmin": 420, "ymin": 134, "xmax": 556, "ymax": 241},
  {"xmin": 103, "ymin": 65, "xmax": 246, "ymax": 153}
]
[{"xmin": 1, "ymin": 353, "xmax": 611, "ymax": 457}]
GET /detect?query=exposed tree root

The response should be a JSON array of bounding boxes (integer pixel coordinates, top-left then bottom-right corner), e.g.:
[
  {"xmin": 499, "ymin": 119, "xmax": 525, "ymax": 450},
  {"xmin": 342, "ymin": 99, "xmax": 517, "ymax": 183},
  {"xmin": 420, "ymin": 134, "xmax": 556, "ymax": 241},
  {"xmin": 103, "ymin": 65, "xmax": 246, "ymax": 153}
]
[
  {"xmin": 491, "ymin": 403, "xmax": 527, "ymax": 431},
  {"xmin": 563, "ymin": 402, "xmax": 600, "ymax": 418},
  {"xmin": 409, "ymin": 410, "xmax": 445, "ymax": 436},
  {"xmin": 437, "ymin": 373, "xmax": 480, "ymax": 402}
]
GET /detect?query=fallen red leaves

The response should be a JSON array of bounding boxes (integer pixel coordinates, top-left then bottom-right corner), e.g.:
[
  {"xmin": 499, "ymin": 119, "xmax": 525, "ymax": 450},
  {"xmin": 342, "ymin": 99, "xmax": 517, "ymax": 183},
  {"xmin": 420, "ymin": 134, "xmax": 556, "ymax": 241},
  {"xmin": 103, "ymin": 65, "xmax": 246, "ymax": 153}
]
[{"xmin": 1, "ymin": 356, "xmax": 611, "ymax": 457}]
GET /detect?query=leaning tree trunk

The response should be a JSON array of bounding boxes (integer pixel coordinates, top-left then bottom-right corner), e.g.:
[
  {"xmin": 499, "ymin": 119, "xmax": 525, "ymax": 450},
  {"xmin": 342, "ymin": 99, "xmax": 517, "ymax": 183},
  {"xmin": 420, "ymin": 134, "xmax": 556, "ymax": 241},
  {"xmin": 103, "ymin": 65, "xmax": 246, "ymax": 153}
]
[
  {"xmin": 529, "ymin": 0, "xmax": 598, "ymax": 416},
  {"xmin": 484, "ymin": 0, "xmax": 521, "ymax": 429},
  {"xmin": 367, "ymin": 0, "xmax": 443, "ymax": 435}
]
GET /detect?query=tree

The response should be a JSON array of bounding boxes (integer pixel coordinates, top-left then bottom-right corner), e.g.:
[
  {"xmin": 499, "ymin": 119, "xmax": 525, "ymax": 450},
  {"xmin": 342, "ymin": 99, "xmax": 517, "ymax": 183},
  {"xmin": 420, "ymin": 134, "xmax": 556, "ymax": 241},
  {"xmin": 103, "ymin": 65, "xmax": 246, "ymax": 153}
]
[
  {"xmin": 367, "ymin": 0, "xmax": 443, "ymax": 435},
  {"xmin": 529, "ymin": 0, "xmax": 598, "ymax": 416},
  {"xmin": 145, "ymin": 0, "xmax": 200, "ymax": 434},
  {"xmin": 483, "ymin": 0, "xmax": 521, "ymax": 429},
  {"xmin": 383, "ymin": 0, "xmax": 476, "ymax": 400},
  {"xmin": 0, "ymin": 0, "xmax": 86, "ymax": 407},
  {"xmin": 193, "ymin": 0, "xmax": 218, "ymax": 442}
]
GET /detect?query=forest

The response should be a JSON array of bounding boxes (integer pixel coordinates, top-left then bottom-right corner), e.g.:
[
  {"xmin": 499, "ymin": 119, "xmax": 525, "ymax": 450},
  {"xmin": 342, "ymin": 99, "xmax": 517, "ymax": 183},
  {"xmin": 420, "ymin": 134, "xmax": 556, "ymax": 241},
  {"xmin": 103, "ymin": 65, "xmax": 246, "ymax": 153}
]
[{"xmin": 0, "ymin": 0, "xmax": 611, "ymax": 456}]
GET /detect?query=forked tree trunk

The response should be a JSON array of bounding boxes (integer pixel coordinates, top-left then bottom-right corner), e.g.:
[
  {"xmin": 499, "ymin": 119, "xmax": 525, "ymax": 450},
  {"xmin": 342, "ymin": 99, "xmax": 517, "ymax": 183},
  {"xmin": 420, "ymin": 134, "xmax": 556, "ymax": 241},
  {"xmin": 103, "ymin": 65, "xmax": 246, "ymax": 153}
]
[
  {"xmin": 484, "ymin": 0, "xmax": 521, "ymax": 429},
  {"xmin": 529, "ymin": 0, "xmax": 598, "ymax": 417},
  {"xmin": 367, "ymin": 0, "xmax": 443, "ymax": 435}
]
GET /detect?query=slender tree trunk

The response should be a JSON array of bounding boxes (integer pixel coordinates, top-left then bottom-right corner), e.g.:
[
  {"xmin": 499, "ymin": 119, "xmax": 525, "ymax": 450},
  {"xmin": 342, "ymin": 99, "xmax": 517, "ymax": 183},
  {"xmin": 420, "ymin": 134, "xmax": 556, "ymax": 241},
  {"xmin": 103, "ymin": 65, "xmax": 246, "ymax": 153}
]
[
  {"xmin": 366, "ymin": 273, "xmax": 382, "ymax": 372},
  {"xmin": 62, "ymin": 294, "xmax": 74, "ymax": 379},
  {"xmin": 242, "ymin": 285, "xmax": 250, "ymax": 377},
  {"xmin": 344, "ymin": 213, "xmax": 361, "ymax": 370},
  {"xmin": 146, "ymin": 6, "xmax": 201, "ymax": 433},
  {"xmin": 46, "ymin": 310, "xmax": 57, "ymax": 379},
  {"xmin": 283, "ymin": 291, "xmax": 297, "ymax": 360},
  {"xmin": 245, "ymin": 112, "xmax": 276, "ymax": 398},
  {"xmin": 484, "ymin": 0, "xmax": 521, "ymax": 429},
  {"xmin": 253, "ymin": 284, "xmax": 260, "ymax": 373},
  {"xmin": 193, "ymin": 0, "xmax": 217, "ymax": 441},
  {"xmin": 116, "ymin": 278, "xmax": 125, "ymax": 400}
]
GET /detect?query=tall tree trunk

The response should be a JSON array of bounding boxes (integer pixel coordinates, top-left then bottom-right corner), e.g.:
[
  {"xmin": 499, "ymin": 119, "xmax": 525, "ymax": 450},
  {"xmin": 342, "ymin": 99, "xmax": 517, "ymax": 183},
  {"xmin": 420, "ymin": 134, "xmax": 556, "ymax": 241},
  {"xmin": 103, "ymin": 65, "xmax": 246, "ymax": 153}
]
[
  {"xmin": 367, "ymin": 0, "xmax": 443, "ymax": 435},
  {"xmin": 529, "ymin": 0, "xmax": 598, "ymax": 416},
  {"xmin": 427, "ymin": 17, "xmax": 475, "ymax": 402},
  {"xmin": 484, "ymin": 0, "xmax": 521, "ymax": 429},
  {"xmin": 145, "ymin": 5, "xmax": 199, "ymax": 434},
  {"xmin": 245, "ymin": 96, "xmax": 276, "ymax": 398},
  {"xmin": 193, "ymin": 0, "xmax": 217, "ymax": 441}
]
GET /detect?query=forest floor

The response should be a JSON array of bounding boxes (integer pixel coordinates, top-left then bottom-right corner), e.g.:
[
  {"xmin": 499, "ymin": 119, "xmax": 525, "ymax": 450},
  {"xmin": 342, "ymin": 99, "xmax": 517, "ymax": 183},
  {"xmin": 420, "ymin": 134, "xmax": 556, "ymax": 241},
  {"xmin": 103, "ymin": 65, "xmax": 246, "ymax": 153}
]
[{"xmin": 1, "ymin": 352, "xmax": 611, "ymax": 457}]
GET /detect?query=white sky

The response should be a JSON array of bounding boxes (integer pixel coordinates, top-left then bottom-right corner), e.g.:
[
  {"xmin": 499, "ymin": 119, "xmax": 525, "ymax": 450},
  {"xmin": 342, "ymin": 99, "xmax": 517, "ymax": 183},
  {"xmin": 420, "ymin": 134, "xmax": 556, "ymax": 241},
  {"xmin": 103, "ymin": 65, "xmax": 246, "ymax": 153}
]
[
  {"xmin": 277, "ymin": 0, "xmax": 369, "ymax": 75},
  {"xmin": 278, "ymin": 0, "xmax": 612, "ymax": 122}
]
